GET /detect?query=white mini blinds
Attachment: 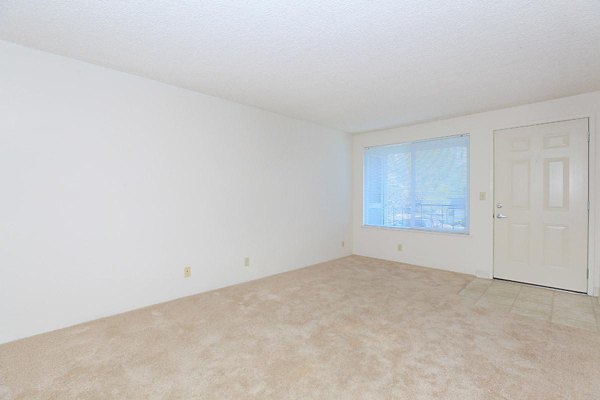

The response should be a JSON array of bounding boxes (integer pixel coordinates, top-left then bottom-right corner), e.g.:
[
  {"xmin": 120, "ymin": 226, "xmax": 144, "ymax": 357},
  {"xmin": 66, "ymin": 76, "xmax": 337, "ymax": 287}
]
[{"xmin": 363, "ymin": 135, "xmax": 469, "ymax": 233}]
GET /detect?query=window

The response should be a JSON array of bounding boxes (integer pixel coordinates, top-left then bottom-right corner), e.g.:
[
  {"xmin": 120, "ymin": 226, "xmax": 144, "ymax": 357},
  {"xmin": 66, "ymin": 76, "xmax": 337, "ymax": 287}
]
[{"xmin": 363, "ymin": 135, "xmax": 469, "ymax": 233}]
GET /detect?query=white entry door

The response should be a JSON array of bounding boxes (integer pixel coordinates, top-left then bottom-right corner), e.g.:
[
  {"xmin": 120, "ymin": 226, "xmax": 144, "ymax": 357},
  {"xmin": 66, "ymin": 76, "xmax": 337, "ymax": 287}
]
[{"xmin": 493, "ymin": 118, "xmax": 589, "ymax": 292}]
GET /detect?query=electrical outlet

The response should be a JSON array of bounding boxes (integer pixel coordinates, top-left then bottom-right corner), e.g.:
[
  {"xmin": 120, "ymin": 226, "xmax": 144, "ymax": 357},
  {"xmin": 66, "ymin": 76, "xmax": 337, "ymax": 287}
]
[
  {"xmin": 397, "ymin": 244, "xmax": 403, "ymax": 251},
  {"xmin": 244, "ymin": 257, "xmax": 250, "ymax": 267},
  {"xmin": 480, "ymin": 192, "xmax": 486, "ymax": 201},
  {"xmin": 342, "ymin": 241, "xmax": 345, "ymax": 248},
  {"xmin": 184, "ymin": 266, "xmax": 191, "ymax": 278}
]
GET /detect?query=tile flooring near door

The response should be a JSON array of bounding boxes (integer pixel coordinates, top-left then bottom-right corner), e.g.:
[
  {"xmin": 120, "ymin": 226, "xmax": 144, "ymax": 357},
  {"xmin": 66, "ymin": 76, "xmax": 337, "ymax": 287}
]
[{"xmin": 459, "ymin": 278, "xmax": 600, "ymax": 332}]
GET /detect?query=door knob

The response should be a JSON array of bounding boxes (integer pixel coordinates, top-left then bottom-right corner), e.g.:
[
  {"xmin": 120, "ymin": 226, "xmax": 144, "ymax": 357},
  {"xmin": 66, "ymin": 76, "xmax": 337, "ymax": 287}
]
[{"xmin": 496, "ymin": 213, "xmax": 509, "ymax": 218}]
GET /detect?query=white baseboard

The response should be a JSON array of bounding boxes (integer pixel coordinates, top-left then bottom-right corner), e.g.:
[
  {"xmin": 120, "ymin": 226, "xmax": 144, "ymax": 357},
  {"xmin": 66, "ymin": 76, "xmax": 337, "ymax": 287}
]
[{"xmin": 475, "ymin": 270, "xmax": 493, "ymax": 279}]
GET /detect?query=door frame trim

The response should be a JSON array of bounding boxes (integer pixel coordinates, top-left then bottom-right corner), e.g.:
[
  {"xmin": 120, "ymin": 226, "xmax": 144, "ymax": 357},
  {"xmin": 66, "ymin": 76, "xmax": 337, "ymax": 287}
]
[{"xmin": 492, "ymin": 117, "xmax": 593, "ymax": 295}]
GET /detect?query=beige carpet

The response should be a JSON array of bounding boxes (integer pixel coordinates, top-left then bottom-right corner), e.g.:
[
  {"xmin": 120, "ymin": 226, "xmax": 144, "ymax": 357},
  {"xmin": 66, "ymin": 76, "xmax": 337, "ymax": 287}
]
[{"xmin": 1, "ymin": 256, "xmax": 599, "ymax": 399}]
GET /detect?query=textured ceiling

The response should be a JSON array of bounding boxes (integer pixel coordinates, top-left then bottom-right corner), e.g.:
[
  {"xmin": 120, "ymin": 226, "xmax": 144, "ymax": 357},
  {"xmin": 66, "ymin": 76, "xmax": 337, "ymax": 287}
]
[{"xmin": 1, "ymin": 1, "xmax": 599, "ymax": 133}]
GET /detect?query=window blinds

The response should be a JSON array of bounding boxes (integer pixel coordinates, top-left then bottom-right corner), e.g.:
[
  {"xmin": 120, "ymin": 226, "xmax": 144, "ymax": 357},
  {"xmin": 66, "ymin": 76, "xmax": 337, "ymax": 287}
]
[{"xmin": 363, "ymin": 135, "xmax": 469, "ymax": 233}]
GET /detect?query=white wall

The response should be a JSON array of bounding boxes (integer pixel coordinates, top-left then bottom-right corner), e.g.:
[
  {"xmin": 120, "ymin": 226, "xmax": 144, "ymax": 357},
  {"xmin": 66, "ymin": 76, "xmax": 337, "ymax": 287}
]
[
  {"xmin": 0, "ymin": 41, "xmax": 353, "ymax": 344},
  {"xmin": 353, "ymin": 91, "xmax": 600, "ymax": 296}
]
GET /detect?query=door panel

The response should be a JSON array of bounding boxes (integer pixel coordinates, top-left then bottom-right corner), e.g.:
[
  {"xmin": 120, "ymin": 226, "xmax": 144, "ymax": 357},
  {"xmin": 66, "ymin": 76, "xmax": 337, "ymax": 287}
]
[{"xmin": 494, "ymin": 118, "xmax": 588, "ymax": 292}]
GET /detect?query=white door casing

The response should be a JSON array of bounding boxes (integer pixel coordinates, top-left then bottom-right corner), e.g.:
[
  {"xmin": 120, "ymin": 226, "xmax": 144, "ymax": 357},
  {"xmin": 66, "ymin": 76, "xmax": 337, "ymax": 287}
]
[{"xmin": 493, "ymin": 118, "xmax": 589, "ymax": 292}]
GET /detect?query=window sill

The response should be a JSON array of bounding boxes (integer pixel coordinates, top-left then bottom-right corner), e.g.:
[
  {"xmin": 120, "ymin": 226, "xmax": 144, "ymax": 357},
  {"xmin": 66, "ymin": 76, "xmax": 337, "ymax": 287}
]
[{"xmin": 361, "ymin": 224, "xmax": 471, "ymax": 236}]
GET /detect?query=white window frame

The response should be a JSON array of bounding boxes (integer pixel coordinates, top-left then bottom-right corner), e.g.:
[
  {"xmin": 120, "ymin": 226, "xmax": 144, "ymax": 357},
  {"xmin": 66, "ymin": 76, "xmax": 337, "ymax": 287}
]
[{"xmin": 362, "ymin": 134, "xmax": 470, "ymax": 235}]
